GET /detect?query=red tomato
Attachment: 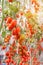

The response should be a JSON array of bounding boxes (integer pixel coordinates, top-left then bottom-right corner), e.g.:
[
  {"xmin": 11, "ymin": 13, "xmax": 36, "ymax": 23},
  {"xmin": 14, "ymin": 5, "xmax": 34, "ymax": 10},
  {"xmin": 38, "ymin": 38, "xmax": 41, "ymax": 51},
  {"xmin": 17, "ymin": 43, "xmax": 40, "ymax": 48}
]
[
  {"xmin": 11, "ymin": 42, "xmax": 16, "ymax": 47},
  {"xmin": 19, "ymin": 62, "xmax": 23, "ymax": 65},
  {"xmin": 2, "ymin": 45, "xmax": 6, "ymax": 50},
  {"xmin": 8, "ymin": 20, "xmax": 17, "ymax": 30},
  {"xmin": 41, "ymin": 38, "xmax": 43, "ymax": 42},
  {"xmin": 16, "ymin": 26, "xmax": 20, "ymax": 34},
  {"xmin": 13, "ymin": 49, "xmax": 16, "ymax": 53},
  {"xmin": 8, "ymin": 55, "xmax": 12, "ymax": 59},
  {"xmin": 22, "ymin": 45, "xmax": 27, "ymax": 51},
  {"xmin": 12, "ymin": 20, "xmax": 17, "ymax": 27},
  {"xmin": 30, "ymin": 29, "xmax": 34, "ymax": 34},
  {"xmin": 8, "ymin": 0, "xmax": 13, "ymax": 2},
  {"xmin": 12, "ymin": 29, "xmax": 17, "ymax": 35},
  {"xmin": 9, "ymin": 46, "xmax": 13, "ymax": 51},
  {"xmin": 5, "ymin": 59, "xmax": 10, "ymax": 63},
  {"xmin": 11, "ymin": 59, "xmax": 14, "ymax": 64},
  {"xmin": 33, "ymin": 57, "xmax": 37, "ymax": 62},
  {"xmin": 6, "ymin": 52, "xmax": 9, "ymax": 56},
  {"xmin": 7, "ymin": 17, "xmax": 12, "ymax": 24}
]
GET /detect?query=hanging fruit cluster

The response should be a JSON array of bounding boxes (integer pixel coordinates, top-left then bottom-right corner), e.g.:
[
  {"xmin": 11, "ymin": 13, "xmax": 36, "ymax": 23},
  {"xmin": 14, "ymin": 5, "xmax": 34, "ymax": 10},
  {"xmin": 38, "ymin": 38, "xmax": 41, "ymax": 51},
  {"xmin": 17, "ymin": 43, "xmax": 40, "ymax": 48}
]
[{"xmin": 0, "ymin": 0, "xmax": 43, "ymax": 65}]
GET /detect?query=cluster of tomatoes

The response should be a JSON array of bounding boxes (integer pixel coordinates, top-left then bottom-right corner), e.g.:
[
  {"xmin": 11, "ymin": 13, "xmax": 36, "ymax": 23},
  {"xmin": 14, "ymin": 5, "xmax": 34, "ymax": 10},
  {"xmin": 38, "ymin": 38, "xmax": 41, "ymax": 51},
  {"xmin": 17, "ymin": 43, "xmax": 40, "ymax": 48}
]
[
  {"xmin": 3, "ymin": 12, "xmax": 43, "ymax": 65},
  {"xmin": 5, "ymin": 42, "xmax": 16, "ymax": 65},
  {"xmin": 1, "ymin": 0, "xmax": 43, "ymax": 65}
]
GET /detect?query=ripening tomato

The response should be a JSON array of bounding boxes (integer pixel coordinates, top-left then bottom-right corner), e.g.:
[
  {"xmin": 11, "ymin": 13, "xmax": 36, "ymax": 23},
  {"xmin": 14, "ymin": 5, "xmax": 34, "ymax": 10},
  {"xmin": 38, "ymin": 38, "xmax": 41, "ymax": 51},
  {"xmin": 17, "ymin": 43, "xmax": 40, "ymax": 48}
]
[{"xmin": 8, "ymin": 0, "xmax": 13, "ymax": 2}]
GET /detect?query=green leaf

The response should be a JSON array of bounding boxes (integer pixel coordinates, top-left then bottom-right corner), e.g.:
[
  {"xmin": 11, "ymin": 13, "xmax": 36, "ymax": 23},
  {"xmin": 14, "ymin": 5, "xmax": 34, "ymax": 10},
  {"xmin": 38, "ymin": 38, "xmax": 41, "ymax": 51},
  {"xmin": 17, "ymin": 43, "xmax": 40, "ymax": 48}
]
[{"xmin": 2, "ymin": 31, "xmax": 6, "ymax": 38}]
